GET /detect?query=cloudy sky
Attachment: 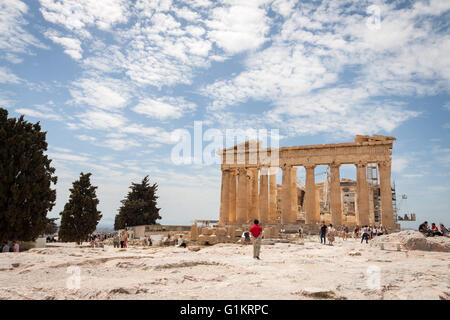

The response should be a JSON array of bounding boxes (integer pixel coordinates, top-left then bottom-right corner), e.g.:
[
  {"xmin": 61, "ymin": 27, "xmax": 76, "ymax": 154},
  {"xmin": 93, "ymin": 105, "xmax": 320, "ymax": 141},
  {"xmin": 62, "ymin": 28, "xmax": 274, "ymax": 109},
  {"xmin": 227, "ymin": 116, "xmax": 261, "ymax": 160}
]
[{"xmin": 1, "ymin": 0, "xmax": 449, "ymax": 228}]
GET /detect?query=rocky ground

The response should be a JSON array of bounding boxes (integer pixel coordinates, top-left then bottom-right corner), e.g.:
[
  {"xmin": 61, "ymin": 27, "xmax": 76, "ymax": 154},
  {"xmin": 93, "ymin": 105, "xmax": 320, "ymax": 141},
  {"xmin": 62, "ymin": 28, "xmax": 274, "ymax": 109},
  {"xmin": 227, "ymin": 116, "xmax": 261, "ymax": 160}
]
[{"xmin": 0, "ymin": 232, "xmax": 449, "ymax": 300}]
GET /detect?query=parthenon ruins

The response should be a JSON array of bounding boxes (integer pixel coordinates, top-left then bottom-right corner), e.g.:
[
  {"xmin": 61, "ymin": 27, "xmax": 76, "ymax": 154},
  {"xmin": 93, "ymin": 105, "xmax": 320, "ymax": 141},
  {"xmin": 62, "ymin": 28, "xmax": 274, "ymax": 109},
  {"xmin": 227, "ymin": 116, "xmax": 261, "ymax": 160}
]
[{"xmin": 218, "ymin": 135, "xmax": 399, "ymax": 231}]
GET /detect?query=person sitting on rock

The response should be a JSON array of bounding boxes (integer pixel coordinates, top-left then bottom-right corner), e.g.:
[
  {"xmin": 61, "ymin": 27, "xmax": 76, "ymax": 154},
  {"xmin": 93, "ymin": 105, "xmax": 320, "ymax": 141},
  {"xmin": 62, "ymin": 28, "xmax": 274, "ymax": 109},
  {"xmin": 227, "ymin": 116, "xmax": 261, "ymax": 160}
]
[
  {"xmin": 177, "ymin": 235, "xmax": 186, "ymax": 248},
  {"xmin": 431, "ymin": 223, "xmax": 443, "ymax": 236},
  {"xmin": 242, "ymin": 231, "xmax": 251, "ymax": 244},
  {"xmin": 439, "ymin": 224, "xmax": 449, "ymax": 237},
  {"xmin": 418, "ymin": 221, "xmax": 433, "ymax": 237}
]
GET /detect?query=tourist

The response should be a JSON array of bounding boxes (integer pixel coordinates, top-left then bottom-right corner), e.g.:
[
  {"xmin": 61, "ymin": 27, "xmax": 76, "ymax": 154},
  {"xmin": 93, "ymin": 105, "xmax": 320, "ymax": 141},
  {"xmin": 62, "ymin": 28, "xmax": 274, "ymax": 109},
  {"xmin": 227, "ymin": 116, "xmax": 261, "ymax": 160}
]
[
  {"xmin": 13, "ymin": 242, "xmax": 19, "ymax": 252},
  {"xmin": 123, "ymin": 228, "xmax": 128, "ymax": 248},
  {"xmin": 419, "ymin": 221, "xmax": 433, "ymax": 237},
  {"xmin": 354, "ymin": 227, "xmax": 360, "ymax": 239},
  {"xmin": 119, "ymin": 232, "xmax": 124, "ymax": 248},
  {"xmin": 2, "ymin": 243, "xmax": 10, "ymax": 253},
  {"xmin": 361, "ymin": 226, "xmax": 370, "ymax": 244},
  {"xmin": 320, "ymin": 223, "xmax": 327, "ymax": 245},
  {"xmin": 431, "ymin": 223, "xmax": 443, "ymax": 236},
  {"xmin": 439, "ymin": 224, "xmax": 449, "ymax": 237},
  {"xmin": 249, "ymin": 219, "xmax": 263, "ymax": 260},
  {"xmin": 148, "ymin": 237, "xmax": 152, "ymax": 246},
  {"xmin": 113, "ymin": 233, "xmax": 119, "ymax": 248},
  {"xmin": 242, "ymin": 231, "xmax": 251, "ymax": 244},
  {"xmin": 298, "ymin": 227, "xmax": 303, "ymax": 239},
  {"xmin": 177, "ymin": 235, "xmax": 186, "ymax": 248},
  {"xmin": 328, "ymin": 224, "xmax": 335, "ymax": 245}
]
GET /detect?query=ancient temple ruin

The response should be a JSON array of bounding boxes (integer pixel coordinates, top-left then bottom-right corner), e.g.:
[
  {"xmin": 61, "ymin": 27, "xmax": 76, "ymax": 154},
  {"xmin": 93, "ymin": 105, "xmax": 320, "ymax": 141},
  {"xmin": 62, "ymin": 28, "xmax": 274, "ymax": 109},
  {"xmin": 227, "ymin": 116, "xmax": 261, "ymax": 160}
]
[{"xmin": 217, "ymin": 135, "xmax": 399, "ymax": 231}]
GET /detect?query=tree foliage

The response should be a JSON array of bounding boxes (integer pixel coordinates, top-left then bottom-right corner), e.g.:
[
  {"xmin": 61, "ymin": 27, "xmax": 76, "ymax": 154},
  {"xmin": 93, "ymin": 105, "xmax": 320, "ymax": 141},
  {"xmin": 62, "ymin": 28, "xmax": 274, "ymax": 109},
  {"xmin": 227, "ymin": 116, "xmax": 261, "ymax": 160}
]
[
  {"xmin": 0, "ymin": 108, "xmax": 57, "ymax": 242},
  {"xmin": 44, "ymin": 218, "xmax": 58, "ymax": 235},
  {"xmin": 58, "ymin": 172, "xmax": 102, "ymax": 243},
  {"xmin": 114, "ymin": 176, "xmax": 161, "ymax": 230}
]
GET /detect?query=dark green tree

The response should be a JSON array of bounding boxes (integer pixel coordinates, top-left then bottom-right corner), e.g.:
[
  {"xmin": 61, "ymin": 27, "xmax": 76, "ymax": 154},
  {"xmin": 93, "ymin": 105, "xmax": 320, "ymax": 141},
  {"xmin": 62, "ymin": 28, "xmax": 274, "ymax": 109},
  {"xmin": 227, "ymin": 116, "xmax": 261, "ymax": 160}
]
[
  {"xmin": 0, "ymin": 108, "xmax": 57, "ymax": 243},
  {"xmin": 44, "ymin": 218, "xmax": 58, "ymax": 235},
  {"xmin": 58, "ymin": 173, "xmax": 102, "ymax": 244},
  {"xmin": 114, "ymin": 176, "xmax": 161, "ymax": 230}
]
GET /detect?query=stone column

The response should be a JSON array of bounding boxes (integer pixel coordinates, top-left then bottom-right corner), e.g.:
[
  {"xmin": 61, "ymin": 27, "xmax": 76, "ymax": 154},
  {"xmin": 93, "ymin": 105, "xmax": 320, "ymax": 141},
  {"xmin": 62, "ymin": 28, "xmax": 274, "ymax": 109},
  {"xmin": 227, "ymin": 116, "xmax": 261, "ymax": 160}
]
[
  {"xmin": 378, "ymin": 160, "xmax": 394, "ymax": 228},
  {"xmin": 259, "ymin": 167, "xmax": 269, "ymax": 223},
  {"xmin": 329, "ymin": 163, "xmax": 342, "ymax": 226},
  {"xmin": 281, "ymin": 166, "xmax": 296, "ymax": 224},
  {"xmin": 290, "ymin": 167, "xmax": 298, "ymax": 222},
  {"xmin": 219, "ymin": 169, "xmax": 230, "ymax": 225},
  {"xmin": 229, "ymin": 169, "xmax": 237, "ymax": 223},
  {"xmin": 236, "ymin": 168, "xmax": 248, "ymax": 223},
  {"xmin": 355, "ymin": 162, "xmax": 370, "ymax": 226},
  {"xmin": 268, "ymin": 167, "xmax": 277, "ymax": 223},
  {"xmin": 249, "ymin": 168, "xmax": 259, "ymax": 222},
  {"xmin": 304, "ymin": 165, "xmax": 319, "ymax": 224}
]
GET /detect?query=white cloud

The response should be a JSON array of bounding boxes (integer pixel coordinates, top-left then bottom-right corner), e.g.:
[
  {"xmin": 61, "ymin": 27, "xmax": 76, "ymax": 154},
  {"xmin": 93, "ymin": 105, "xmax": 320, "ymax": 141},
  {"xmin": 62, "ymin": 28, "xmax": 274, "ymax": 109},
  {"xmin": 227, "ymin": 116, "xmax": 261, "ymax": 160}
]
[
  {"xmin": 207, "ymin": 0, "xmax": 271, "ymax": 54},
  {"xmin": 46, "ymin": 152, "xmax": 90, "ymax": 162},
  {"xmin": 39, "ymin": 0, "xmax": 130, "ymax": 31},
  {"xmin": 77, "ymin": 109, "xmax": 127, "ymax": 130},
  {"xmin": 102, "ymin": 138, "xmax": 142, "ymax": 151},
  {"xmin": 15, "ymin": 108, "xmax": 62, "ymax": 121},
  {"xmin": 132, "ymin": 97, "xmax": 196, "ymax": 120},
  {"xmin": 392, "ymin": 156, "xmax": 409, "ymax": 173},
  {"xmin": 76, "ymin": 134, "xmax": 97, "ymax": 142},
  {"xmin": 70, "ymin": 78, "xmax": 130, "ymax": 110},
  {"xmin": 0, "ymin": 67, "xmax": 21, "ymax": 84},
  {"xmin": 0, "ymin": 0, "xmax": 46, "ymax": 61},
  {"xmin": 45, "ymin": 30, "xmax": 83, "ymax": 60}
]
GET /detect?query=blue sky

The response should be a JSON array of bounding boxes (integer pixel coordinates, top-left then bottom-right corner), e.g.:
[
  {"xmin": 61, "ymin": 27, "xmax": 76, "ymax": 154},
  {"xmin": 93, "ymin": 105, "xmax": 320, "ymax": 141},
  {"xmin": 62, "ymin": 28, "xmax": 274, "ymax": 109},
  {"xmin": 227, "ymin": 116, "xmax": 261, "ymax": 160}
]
[{"xmin": 1, "ymin": 0, "xmax": 449, "ymax": 229}]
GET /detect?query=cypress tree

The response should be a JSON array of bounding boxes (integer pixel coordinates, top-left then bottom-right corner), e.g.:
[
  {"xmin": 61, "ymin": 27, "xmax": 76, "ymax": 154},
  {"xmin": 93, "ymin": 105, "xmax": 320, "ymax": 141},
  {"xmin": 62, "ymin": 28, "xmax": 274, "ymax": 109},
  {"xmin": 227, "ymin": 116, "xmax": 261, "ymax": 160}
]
[
  {"xmin": 114, "ymin": 176, "xmax": 161, "ymax": 230},
  {"xmin": 59, "ymin": 172, "xmax": 102, "ymax": 244},
  {"xmin": 0, "ymin": 108, "xmax": 57, "ymax": 243}
]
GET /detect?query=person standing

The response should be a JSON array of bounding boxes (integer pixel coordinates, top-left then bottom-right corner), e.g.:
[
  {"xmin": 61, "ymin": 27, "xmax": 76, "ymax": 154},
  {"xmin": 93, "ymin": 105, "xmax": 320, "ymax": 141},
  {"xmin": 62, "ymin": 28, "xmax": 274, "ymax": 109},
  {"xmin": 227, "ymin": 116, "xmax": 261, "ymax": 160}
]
[
  {"xmin": 123, "ymin": 228, "xmax": 128, "ymax": 248},
  {"xmin": 249, "ymin": 219, "xmax": 263, "ymax": 260},
  {"xmin": 361, "ymin": 226, "xmax": 370, "ymax": 244},
  {"xmin": 328, "ymin": 224, "xmax": 335, "ymax": 245},
  {"xmin": 13, "ymin": 242, "xmax": 19, "ymax": 252},
  {"xmin": 319, "ymin": 223, "xmax": 327, "ymax": 244},
  {"xmin": 113, "ymin": 233, "xmax": 119, "ymax": 248}
]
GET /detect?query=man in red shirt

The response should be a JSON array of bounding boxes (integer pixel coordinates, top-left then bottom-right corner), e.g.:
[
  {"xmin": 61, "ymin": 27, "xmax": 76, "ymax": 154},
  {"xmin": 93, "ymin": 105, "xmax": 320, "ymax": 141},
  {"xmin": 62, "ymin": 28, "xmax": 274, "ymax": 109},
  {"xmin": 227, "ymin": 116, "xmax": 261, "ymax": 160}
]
[{"xmin": 250, "ymin": 219, "xmax": 263, "ymax": 260}]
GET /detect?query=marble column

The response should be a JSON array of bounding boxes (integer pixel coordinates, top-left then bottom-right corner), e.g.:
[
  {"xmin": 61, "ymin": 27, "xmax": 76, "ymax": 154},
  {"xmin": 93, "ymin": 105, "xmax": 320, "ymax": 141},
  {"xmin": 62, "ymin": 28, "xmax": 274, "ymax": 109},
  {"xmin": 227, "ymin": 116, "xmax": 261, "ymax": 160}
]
[
  {"xmin": 259, "ymin": 167, "xmax": 269, "ymax": 223},
  {"xmin": 249, "ymin": 168, "xmax": 259, "ymax": 222},
  {"xmin": 355, "ymin": 162, "xmax": 370, "ymax": 226},
  {"xmin": 378, "ymin": 160, "xmax": 394, "ymax": 228},
  {"xmin": 329, "ymin": 163, "xmax": 342, "ymax": 226},
  {"xmin": 219, "ymin": 169, "xmax": 230, "ymax": 225},
  {"xmin": 268, "ymin": 167, "xmax": 277, "ymax": 223},
  {"xmin": 236, "ymin": 168, "xmax": 248, "ymax": 223},
  {"xmin": 304, "ymin": 165, "xmax": 319, "ymax": 224},
  {"xmin": 229, "ymin": 169, "xmax": 237, "ymax": 223},
  {"xmin": 281, "ymin": 166, "xmax": 293, "ymax": 224},
  {"xmin": 290, "ymin": 167, "xmax": 298, "ymax": 222}
]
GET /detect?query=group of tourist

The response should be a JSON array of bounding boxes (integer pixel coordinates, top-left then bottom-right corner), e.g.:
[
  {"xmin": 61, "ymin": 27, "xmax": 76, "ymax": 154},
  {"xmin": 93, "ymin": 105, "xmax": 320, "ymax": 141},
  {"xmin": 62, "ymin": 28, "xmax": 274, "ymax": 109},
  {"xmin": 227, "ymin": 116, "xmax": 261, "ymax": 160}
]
[
  {"xmin": 419, "ymin": 221, "xmax": 448, "ymax": 237},
  {"xmin": 0, "ymin": 242, "xmax": 19, "ymax": 252},
  {"xmin": 112, "ymin": 229, "xmax": 129, "ymax": 248},
  {"xmin": 317, "ymin": 223, "xmax": 387, "ymax": 246},
  {"xmin": 46, "ymin": 236, "xmax": 57, "ymax": 243}
]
